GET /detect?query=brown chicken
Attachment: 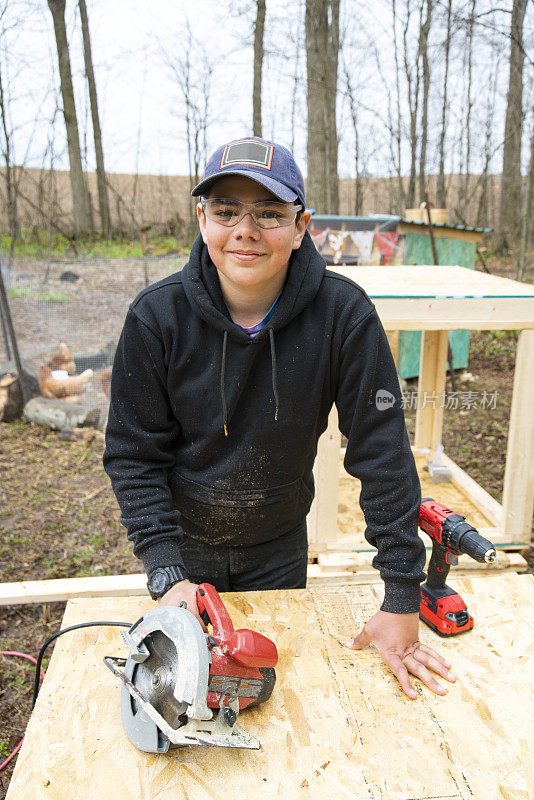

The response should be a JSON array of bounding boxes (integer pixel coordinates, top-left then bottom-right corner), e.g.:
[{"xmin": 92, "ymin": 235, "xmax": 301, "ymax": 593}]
[
  {"xmin": 100, "ymin": 367, "xmax": 112, "ymax": 399},
  {"xmin": 39, "ymin": 365, "xmax": 93, "ymax": 400},
  {"xmin": 47, "ymin": 343, "xmax": 76, "ymax": 375}
]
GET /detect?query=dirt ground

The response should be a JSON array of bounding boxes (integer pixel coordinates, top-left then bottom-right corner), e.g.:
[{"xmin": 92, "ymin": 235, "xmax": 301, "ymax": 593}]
[{"xmin": 0, "ymin": 254, "xmax": 532, "ymax": 795}]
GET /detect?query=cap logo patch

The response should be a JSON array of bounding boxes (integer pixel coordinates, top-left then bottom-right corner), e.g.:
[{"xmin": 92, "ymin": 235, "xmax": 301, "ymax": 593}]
[{"xmin": 220, "ymin": 139, "xmax": 274, "ymax": 171}]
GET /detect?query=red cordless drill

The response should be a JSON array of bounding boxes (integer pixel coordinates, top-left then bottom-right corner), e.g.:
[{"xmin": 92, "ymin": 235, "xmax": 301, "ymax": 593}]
[{"xmin": 419, "ymin": 498, "xmax": 496, "ymax": 636}]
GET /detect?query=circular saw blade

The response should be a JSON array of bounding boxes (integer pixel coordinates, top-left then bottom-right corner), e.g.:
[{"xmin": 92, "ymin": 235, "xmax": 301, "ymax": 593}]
[{"xmin": 131, "ymin": 630, "xmax": 188, "ymax": 728}]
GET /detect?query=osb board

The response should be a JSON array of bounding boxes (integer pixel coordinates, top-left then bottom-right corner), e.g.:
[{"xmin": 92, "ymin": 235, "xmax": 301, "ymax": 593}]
[
  {"xmin": 337, "ymin": 452, "xmax": 493, "ymax": 547},
  {"xmin": 6, "ymin": 574, "xmax": 534, "ymax": 800}
]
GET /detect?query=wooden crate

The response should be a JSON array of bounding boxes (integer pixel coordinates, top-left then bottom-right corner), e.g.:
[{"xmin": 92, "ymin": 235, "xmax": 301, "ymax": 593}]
[{"xmin": 5, "ymin": 575, "xmax": 534, "ymax": 800}]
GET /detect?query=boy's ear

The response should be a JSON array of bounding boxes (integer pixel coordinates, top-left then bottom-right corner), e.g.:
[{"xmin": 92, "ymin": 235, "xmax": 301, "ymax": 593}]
[
  {"xmin": 292, "ymin": 209, "xmax": 312, "ymax": 250},
  {"xmin": 196, "ymin": 202, "xmax": 208, "ymax": 244}
]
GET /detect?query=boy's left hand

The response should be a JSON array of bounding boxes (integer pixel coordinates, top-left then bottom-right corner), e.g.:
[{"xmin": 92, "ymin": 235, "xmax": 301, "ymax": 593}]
[{"xmin": 345, "ymin": 610, "xmax": 457, "ymax": 699}]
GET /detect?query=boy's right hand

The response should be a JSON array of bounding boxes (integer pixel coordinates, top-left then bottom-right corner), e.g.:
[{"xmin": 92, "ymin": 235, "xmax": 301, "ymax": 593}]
[{"xmin": 158, "ymin": 579, "xmax": 208, "ymax": 631}]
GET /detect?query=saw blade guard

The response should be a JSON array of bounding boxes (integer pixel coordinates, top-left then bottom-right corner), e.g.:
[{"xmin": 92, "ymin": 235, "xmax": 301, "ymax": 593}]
[{"xmin": 119, "ymin": 606, "xmax": 212, "ymax": 751}]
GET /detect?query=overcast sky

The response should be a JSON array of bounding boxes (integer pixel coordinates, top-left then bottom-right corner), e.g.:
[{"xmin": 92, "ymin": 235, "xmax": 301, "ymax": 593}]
[{"xmin": 1, "ymin": 0, "xmax": 533, "ymax": 179}]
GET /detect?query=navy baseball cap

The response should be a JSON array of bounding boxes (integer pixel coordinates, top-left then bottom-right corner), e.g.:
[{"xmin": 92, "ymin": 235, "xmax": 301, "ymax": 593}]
[{"xmin": 191, "ymin": 137, "xmax": 306, "ymax": 207}]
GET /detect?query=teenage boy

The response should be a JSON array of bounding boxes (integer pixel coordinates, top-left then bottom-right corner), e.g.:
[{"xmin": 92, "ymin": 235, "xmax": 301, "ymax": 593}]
[{"xmin": 104, "ymin": 137, "xmax": 456, "ymax": 700}]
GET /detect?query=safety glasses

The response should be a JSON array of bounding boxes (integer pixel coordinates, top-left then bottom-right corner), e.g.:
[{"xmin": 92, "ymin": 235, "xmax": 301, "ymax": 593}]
[{"xmin": 200, "ymin": 197, "xmax": 302, "ymax": 229}]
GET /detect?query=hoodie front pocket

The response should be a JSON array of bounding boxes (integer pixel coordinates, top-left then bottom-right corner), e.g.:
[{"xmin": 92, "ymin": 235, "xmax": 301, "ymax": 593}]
[{"xmin": 169, "ymin": 471, "xmax": 313, "ymax": 539}]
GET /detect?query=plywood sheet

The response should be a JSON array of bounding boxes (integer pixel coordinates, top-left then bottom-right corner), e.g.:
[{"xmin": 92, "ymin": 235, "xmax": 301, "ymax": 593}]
[{"xmin": 6, "ymin": 574, "xmax": 534, "ymax": 800}]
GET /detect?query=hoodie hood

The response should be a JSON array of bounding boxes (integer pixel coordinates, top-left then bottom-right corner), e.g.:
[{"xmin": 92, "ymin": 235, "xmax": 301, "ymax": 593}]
[
  {"xmin": 180, "ymin": 228, "xmax": 325, "ymax": 435},
  {"xmin": 180, "ymin": 229, "xmax": 325, "ymax": 343}
]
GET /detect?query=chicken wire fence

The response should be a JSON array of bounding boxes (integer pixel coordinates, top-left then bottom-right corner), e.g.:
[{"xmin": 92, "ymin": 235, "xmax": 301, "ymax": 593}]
[{"xmin": 0, "ymin": 251, "xmax": 185, "ymax": 430}]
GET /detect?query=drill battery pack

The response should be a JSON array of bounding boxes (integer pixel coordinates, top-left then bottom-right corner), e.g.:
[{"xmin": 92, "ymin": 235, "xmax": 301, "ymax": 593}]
[{"xmin": 420, "ymin": 582, "xmax": 474, "ymax": 636}]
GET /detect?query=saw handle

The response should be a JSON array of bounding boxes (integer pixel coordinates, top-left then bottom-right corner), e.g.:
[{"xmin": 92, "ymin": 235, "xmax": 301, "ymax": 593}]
[
  {"xmin": 196, "ymin": 584, "xmax": 278, "ymax": 669},
  {"xmin": 196, "ymin": 583, "xmax": 234, "ymax": 633}
]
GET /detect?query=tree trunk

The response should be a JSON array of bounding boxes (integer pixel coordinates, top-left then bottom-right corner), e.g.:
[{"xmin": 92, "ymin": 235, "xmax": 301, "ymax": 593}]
[
  {"xmin": 437, "ymin": 0, "xmax": 452, "ymax": 208},
  {"xmin": 326, "ymin": 0, "xmax": 339, "ymax": 214},
  {"xmin": 476, "ymin": 51, "xmax": 499, "ymax": 228},
  {"xmin": 391, "ymin": 0, "xmax": 405, "ymax": 210},
  {"xmin": 461, "ymin": 0, "xmax": 475, "ymax": 222},
  {"xmin": 253, "ymin": 0, "xmax": 266, "ymax": 137},
  {"xmin": 289, "ymin": 0, "xmax": 304, "ymax": 152},
  {"xmin": 47, "ymin": 0, "xmax": 92, "ymax": 236},
  {"xmin": 403, "ymin": 3, "xmax": 420, "ymax": 208},
  {"xmin": 306, "ymin": 0, "xmax": 339, "ymax": 213},
  {"xmin": 417, "ymin": 0, "xmax": 432, "ymax": 203},
  {"xmin": 498, "ymin": 0, "xmax": 528, "ymax": 251},
  {"xmin": 306, "ymin": 0, "xmax": 328, "ymax": 212},
  {"xmin": 522, "ymin": 117, "xmax": 534, "ymax": 279},
  {"xmin": 0, "ymin": 63, "xmax": 18, "ymax": 257},
  {"xmin": 78, "ymin": 0, "xmax": 111, "ymax": 237},
  {"xmin": 344, "ymin": 65, "xmax": 362, "ymax": 215}
]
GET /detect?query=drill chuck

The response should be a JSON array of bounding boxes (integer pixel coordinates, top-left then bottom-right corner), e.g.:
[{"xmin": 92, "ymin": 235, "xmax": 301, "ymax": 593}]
[{"xmin": 458, "ymin": 528, "xmax": 496, "ymax": 564}]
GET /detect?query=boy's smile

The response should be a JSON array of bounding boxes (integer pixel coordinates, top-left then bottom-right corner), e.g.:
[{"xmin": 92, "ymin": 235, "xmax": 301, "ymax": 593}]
[{"xmin": 197, "ymin": 175, "xmax": 310, "ymax": 324}]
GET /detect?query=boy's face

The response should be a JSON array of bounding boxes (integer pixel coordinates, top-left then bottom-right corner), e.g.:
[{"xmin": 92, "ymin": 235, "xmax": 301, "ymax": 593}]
[{"xmin": 197, "ymin": 175, "xmax": 310, "ymax": 295}]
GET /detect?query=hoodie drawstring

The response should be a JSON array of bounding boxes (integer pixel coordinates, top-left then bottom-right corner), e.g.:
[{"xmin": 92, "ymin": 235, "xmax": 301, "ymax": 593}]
[
  {"xmin": 269, "ymin": 327, "xmax": 279, "ymax": 422},
  {"xmin": 220, "ymin": 330, "xmax": 229, "ymax": 436},
  {"xmin": 220, "ymin": 327, "xmax": 279, "ymax": 436}
]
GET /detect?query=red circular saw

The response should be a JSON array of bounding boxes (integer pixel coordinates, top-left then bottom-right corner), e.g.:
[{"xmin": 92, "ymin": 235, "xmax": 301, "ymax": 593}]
[{"xmin": 104, "ymin": 583, "xmax": 278, "ymax": 752}]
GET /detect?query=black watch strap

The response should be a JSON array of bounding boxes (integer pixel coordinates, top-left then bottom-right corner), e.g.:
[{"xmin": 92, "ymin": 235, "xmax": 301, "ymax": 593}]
[{"xmin": 147, "ymin": 565, "xmax": 188, "ymax": 600}]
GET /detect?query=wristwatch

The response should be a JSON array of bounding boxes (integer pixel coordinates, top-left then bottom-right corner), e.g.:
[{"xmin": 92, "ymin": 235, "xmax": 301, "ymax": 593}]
[{"xmin": 147, "ymin": 565, "xmax": 188, "ymax": 600}]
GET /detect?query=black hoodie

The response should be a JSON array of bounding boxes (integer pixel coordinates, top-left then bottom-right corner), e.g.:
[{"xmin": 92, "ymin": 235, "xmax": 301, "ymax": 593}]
[{"xmin": 104, "ymin": 230, "xmax": 425, "ymax": 612}]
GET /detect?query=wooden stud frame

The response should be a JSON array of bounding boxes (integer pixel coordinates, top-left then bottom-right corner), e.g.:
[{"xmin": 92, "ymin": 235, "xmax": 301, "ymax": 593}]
[
  {"xmin": 311, "ymin": 265, "xmax": 534, "ymax": 550},
  {"xmin": 414, "ymin": 329, "xmax": 449, "ymax": 452},
  {"xmin": 307, "ymin": 406, "xmax": 340, "ymax": 546}
]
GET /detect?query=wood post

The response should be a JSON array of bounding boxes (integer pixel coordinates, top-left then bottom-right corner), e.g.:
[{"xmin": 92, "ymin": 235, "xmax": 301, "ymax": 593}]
[
  {"xmin": 414, "ymin": 329, "xmax": 449, "ymax": 452},
  {"xmin": 307, "ymin": 406, "xmax": 340, "ymax": 546},
  {"xmin": 502, "ymin": 328, "xmax": 534, "ymax": 540}
]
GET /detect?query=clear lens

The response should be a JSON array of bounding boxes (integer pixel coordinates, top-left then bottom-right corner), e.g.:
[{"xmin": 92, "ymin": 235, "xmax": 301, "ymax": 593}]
[{"xmin": 202, "ymin": 198, "xmax": 301, "ymax": 228}]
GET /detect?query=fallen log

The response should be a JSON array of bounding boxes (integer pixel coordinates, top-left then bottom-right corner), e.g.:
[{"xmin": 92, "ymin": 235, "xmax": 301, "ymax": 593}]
[{"xmin": 24, "ymin": 396, "xmax": 100, "ymax": 430}]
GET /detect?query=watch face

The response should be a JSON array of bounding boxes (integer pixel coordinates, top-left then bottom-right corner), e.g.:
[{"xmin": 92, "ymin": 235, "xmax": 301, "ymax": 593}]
[{"xmin": 149, "ymin": 569, "xmax": 167, "ymax": 595}]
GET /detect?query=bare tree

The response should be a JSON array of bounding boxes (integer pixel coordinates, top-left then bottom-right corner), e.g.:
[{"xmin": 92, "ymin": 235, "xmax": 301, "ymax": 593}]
[
  {"xmin": 306, "ymin": 0, "xmax": 326, "ymax": 211},
  {"xmin": 459, "ymin": 0, "xmax": 476, "ymax": 222},
  {"xmin": 305, "ymin": 0, "xmax": 339, "ymax": 213},
  {"xmin": 436, "ymin": 0, "xmax": 452, "ymax": 208},
  {"xmin": 343, "ymin": 63, "xmax": 364, "ymax": 215},
  {"xmin": 475, "ymin": 33, "xmax": 501, "ymax": 228},
  {"xmin": 401, "ymin": 1, "xmax": 422, "ymax": 209},
  {"xmin": 288, "ymin": 0, "xmax": 304, "ymax": 152},
  {"xmin": 326, "ymin": 0, "xmax": 339, "ymax": 214},
  {"xmin": 253, "ymin": 0, "xmax": 266, "ymax": 137},
  {"xmin": 163, "ymin": 25, "xmax": 213, "ymax": 231},
  {"xmin": 78, "ymin": 0, "xmax": 111, "ymax": 237},
  {"xmin": 0, "ymin": 42, "xmax": 17, "ymax": 256},
  {"xmin": 391, "ymin": 0, "xmax": 406, "ymax": 209},
  {"xmin": 498, "ymin": 0, "xmax": 528, "ymax": 251},
  {"xmin": 526, "ymin": 116, "xmax": 534, "ymax": 260},
  {"xmin": 0, "ymin": 2, "xmax": 56, "ymax": 256},
  {"xmin": 0, "ymin": 0, "xmax": 25, "ymax": 256},
  {"xmin": 517, "ymin": 109, "xmax": 534, "ymax": 280},
  {"xmin": 417, "ymin": 0, "xmax": 432, "ymax": 202},
  {"xmin": 47, "ymin": 0, "xmax": 92, "ymax": 236}
]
